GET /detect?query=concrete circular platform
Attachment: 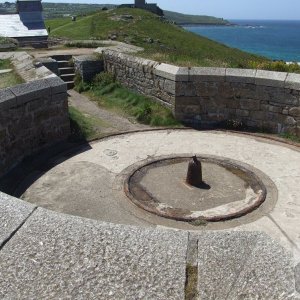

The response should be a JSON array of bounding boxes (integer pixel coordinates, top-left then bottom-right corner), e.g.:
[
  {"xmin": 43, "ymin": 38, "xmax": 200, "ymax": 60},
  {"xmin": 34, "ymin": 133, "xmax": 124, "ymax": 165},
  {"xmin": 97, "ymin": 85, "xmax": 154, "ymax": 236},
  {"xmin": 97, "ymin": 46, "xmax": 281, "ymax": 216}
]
[
  {"xmin": 19, "ymin": 129, "xmax": 300, "ymax": 262},
  {"xmin": 1, "ymin": 129, "xmax": 300, "ymax": 299},
  {"xmin": 126, "ymin": 156, "xmax": 267, "ymax": 222}
]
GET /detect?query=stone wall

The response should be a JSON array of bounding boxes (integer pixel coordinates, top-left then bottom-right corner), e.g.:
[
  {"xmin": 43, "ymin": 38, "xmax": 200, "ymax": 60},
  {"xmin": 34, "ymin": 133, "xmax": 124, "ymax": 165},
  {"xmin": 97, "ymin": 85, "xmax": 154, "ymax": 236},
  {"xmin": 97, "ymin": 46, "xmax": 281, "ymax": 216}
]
[
  {"xmin": 38, "ymin": 57, "xmax": 59, "ymax": 75},
  {"xmin": 103, "ymin": 50, "xmax": 178, "ymax": 107},
  {"xmin": 74, "ymin": 55, "xmax": 104, "ymax": 82},
  {"xmin": 0, "ymin": 77, "xmax": 70, "ymax": 177},
  {"xmin": 175, "ymin": 68, "xmax": 300, "ymax": 136},
  {"xmin": 102, "ymin": 50, "xmax": 300, "ymax": 137}
]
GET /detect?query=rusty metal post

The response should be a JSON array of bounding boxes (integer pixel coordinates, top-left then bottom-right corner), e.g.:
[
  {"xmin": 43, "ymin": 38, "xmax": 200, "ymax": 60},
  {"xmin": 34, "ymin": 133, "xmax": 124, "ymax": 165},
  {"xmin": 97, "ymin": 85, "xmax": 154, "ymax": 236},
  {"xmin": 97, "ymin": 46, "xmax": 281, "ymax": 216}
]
[{"xmin": 186, "ymin": 156, "xmax": 203, "ymax": 187}]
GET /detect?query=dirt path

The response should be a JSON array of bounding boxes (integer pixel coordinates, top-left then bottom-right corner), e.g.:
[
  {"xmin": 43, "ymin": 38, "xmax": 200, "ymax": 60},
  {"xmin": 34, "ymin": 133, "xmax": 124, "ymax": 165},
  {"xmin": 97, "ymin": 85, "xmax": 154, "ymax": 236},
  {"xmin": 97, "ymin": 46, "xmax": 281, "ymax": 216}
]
[{"xmin": 68, "ymin": 89, "xmax": 150, "ymax": 135}]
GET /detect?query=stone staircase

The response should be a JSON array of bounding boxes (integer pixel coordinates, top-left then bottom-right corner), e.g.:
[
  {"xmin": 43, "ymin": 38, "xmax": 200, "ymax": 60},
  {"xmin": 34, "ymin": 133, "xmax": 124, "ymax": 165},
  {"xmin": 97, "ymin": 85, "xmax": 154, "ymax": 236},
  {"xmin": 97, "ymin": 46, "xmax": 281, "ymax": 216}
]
[{"xmin": 51, "ymin": 55, "xmax": 75, "ymax": 89}]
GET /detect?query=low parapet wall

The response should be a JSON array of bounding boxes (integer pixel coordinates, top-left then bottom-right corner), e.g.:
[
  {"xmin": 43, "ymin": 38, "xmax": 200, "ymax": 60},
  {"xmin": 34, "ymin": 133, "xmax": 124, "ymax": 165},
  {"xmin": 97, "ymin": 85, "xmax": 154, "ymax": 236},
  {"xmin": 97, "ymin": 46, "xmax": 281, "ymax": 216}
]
[
  {"xmin": 74, "ymin": 55, "xmax": 104, "ymax": 82},
  {"xmin": 0, "ymin": 77, "xmax": 70, "ymax": 177},
  {"xmin": 103, "ymin": 50, "xmax": 300, "ymax": 137}
]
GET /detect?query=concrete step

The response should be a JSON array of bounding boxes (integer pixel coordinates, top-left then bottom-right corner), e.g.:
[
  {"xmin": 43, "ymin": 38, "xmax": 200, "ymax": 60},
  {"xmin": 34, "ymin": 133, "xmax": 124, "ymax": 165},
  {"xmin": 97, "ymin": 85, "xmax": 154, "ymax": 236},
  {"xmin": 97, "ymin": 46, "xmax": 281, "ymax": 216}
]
[
  {"xmin": 66, "ymin": 81, "xmax": 75, "ymax": 90},
  {"xmin": 59, "ymin": 67, "xmax": 75, "ymax": 75},
  {"xmin": 60, "ymin": 74, "xmax": 75, "ymax": 82},
  {"xmin": 57, "ymin": 60, "xmax": 71, "ymax": 68}
]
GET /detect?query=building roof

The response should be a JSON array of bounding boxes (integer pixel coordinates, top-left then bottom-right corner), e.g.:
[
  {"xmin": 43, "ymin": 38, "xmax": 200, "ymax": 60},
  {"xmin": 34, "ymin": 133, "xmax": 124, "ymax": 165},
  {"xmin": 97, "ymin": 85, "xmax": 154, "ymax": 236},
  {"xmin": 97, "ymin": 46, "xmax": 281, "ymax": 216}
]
[{"xmin": 0, "ymin": 14, "xmax": 47, "ymax": 38}]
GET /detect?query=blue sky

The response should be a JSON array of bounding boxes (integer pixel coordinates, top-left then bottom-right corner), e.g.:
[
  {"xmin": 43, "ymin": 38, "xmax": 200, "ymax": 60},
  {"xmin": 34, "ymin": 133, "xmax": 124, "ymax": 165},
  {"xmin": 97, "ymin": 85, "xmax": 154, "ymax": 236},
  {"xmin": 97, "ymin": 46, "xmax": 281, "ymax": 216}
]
[{"xmin": 1, "ymin": 0, "xmax": 300, "ymax": 20}]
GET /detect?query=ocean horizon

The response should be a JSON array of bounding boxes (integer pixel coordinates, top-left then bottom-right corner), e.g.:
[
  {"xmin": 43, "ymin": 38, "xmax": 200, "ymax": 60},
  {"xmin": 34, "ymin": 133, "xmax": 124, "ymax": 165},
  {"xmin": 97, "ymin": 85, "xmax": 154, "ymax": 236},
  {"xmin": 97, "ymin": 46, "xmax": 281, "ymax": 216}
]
[{"xmin": 184, "ymin": 19, "xmax": 300, "ymax": 62}]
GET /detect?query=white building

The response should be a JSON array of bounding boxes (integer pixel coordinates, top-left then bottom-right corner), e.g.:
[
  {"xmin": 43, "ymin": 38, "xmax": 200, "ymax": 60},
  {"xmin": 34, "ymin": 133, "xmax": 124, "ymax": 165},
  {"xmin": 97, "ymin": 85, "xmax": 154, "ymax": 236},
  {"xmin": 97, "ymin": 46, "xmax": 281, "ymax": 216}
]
[{"xmin": 0, "ymin": 0, "xmax": 48, "ymax": 47}]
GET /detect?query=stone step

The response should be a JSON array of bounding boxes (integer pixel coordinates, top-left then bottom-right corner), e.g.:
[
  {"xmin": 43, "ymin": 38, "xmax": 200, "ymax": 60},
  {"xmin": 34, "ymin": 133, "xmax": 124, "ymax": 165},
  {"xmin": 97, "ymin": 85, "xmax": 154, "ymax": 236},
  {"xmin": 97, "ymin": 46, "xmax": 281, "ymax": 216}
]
[
  {"xmin": 57, "ymin": 60, "xmax": 70, "ymax": 68},
  {"xmin": 66, "ymin": 81, "xmax": 75, "ymax": 90},
  {"xmin": 51, "ymin": 55, "xmax": 73, "ymax": 61},
  {"xmin": 59, "ymin": 67, "xmax": 75, "ymax": 75},
  {"xmin": 60, "ymin": 74, "xmax": 75, "ymax": 82}
]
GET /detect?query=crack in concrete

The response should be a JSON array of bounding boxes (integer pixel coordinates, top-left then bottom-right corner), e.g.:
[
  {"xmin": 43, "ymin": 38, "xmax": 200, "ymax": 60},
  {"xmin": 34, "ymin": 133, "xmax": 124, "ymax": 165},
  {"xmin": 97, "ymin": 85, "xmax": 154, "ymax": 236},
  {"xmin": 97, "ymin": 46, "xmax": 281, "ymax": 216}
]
[
  {"xmin": 268, "ymin": 214, "xmax": 300, "ymax": 255},
  {"xmin": 0, "ymin": 206, "xmax": 37, "ymax": 251}
]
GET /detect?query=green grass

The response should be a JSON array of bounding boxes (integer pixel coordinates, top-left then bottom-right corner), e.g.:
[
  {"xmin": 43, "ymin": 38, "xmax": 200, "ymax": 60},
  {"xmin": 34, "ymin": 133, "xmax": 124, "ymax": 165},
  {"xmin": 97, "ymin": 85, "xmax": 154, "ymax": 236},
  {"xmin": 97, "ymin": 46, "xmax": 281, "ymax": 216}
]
[
  {"xmin": 0, "ymin": 37, "xmax": 18, "ymax": 51},
  {"xmin": 185, "ymin": 264, "xmax": 198, "ymax": 300},
  {"xmin": 47, "ymin": 15, "xmax": 98, "ymax": 39},
  {"xmin": 0, "ymin": 59, "xmax": 11, "ymax": 70},
  {"xmin": 65, "ymin": 41, "xmax": 109, "ymax": 48},
  {"xmin": 0, "ymin": 73, "xmax": 23, "ymax": 89},
  {"xmin": 69, "ymin": 106, "xmax": 100, "ymax": 140},
  {"xmin": 87, "ymin": 85, "xmax": 180, "ymax": 127},
  {"xmin": 46, "ymin": 17, "xmax": 77, "ymax": 32},
  {"xmin": 0, "ymin": 59, "xmax": 24, "ymax": 88},
  {"xmin": 279, "ymin": 133, "xmax": 300, "ymax": 143},
  {"xmin": 77, "ymin": 73, "xmax": 180, "ymax": 127},
  {"xmin": 46, "ymin": 8, "xmax": 300, "ymax": 71},
  {"xmin": 45, "ymin": 8, "xmax": 269, "ymax": 68}
]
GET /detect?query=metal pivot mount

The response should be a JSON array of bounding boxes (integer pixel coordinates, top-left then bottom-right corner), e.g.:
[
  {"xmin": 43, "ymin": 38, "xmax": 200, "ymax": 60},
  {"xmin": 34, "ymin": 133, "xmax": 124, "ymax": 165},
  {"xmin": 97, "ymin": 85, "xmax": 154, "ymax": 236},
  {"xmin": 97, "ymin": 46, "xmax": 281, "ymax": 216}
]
[{"xmin": 186, "ymin": 156, "xmax": 203, "ymax": 187}]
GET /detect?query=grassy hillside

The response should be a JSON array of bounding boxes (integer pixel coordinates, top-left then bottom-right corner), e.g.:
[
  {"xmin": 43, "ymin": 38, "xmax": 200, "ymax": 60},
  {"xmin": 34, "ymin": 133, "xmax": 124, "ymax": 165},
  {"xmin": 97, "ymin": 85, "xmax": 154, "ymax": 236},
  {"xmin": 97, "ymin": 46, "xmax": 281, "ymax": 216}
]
[
  {"xmin": 0, "ymin": 2, "xmax": 115, "ymax": 18},
  {"xmin": 46, "ymin": 8, "xmax": 268, "ymax": 68},
  {"xmin": 0, "ymin": 2, "xmax": 227, "ymax": 24},
  {"xmin": 164, "ymin": 10, "xmax": 230, "ymax": 25},
  {"xmin": 42, "ymin": 2, "xmax": 115, "ymax": 18}
]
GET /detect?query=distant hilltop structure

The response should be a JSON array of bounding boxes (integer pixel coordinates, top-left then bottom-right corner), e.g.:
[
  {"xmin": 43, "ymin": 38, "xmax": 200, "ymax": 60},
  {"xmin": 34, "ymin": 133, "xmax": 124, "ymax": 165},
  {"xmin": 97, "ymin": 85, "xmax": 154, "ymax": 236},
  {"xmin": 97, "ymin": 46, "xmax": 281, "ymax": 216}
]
[
  {"xmin": 0, "ymin": 0, "xmax": 48, "ymax": 47},
  {"xmin": 120, "ymin": 0, "xmax": 164, "ymax": 16}
]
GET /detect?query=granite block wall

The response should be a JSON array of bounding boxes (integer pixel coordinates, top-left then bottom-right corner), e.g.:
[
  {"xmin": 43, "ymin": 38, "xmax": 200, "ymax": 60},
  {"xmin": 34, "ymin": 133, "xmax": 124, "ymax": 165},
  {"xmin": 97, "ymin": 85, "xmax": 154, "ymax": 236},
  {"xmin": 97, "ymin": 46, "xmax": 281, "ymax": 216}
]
[
  {"xmin": 175, "ymin": 69, "xmax": 300, "ymax": 135},
  {"xmin": 102, "ymin": 50, "xmax": 300, "ymax": 137},
  {"xmin": 0, "ymin": 77, "xmax": 70, "ymax": 177},
  {"xmin": 103, "ymin": 50, "xmax": 176, "ymax": 107},
  {"xmin": 74, "ymin": 55, "xmax": 104, "ymax": 82}
]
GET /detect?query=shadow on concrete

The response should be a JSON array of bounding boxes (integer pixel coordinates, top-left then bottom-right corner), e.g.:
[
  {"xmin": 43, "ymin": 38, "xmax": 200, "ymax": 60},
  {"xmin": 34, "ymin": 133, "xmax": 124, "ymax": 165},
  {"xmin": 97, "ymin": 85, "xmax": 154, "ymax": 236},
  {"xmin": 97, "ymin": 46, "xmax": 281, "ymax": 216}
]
[
  {"xmin": 0, "ymin": 139, "xmax": 92, "ymax": 198},
  {"xmin": 193, "ymin": 182, "xmax": 211, "ymax": 190}
]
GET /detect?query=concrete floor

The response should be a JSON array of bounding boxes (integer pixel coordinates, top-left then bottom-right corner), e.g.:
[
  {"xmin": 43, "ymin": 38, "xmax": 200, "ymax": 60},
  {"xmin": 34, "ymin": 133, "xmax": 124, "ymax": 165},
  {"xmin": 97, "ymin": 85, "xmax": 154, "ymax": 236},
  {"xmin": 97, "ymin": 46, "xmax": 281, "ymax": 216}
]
[{"xmin": 20, "ymin": 129, "xmax": 300, "ymax": 264}]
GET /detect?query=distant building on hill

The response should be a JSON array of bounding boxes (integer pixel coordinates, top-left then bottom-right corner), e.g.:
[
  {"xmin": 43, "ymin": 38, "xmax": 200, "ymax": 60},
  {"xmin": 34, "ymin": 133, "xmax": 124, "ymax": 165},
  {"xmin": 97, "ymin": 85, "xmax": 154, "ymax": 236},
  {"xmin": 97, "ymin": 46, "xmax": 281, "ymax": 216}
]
[
  {"xmin": 0, "ymin": 0, "xmax": 48, "ymax": 47},
  {"xmin": 120, "ymin": 0, "xmax": 164, "ymax": 16}
]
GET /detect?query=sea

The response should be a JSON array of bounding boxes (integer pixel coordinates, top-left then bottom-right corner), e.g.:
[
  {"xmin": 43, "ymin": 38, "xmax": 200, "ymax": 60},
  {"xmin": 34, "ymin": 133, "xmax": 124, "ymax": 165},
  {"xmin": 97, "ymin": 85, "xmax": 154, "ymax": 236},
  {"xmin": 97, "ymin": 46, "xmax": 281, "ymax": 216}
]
[{"xmin": 184, "ymin": 20, "xmax": 300, "ymax": 62}]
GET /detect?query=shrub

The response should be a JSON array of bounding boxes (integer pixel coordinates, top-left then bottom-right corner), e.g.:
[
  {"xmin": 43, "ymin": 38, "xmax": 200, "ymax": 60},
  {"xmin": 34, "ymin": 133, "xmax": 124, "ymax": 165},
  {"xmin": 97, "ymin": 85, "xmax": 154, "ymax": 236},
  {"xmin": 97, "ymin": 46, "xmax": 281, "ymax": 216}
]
[
  {"xmin": 134, "ymin": 102, "xmax": 152, "ymax": 124},
  {"xmin": 92, "ymin": 72, "xmax": 116, "ymax": 89},
  {"xmin": 65, "ymin": 41, "xmax": 107, "ymax": 48},
  {"xmin": 74, "ymin": 72, "xmax": 91, "ymax": 93},
  {"xmin": 223, "ymin": 119, "xmax": 245, "ymax": 130},
  {"xmin": 248, "ymin": 60, "xmax": 300, "ymax": 73},
  {"xmin": 0, "ymin": 37, "xmax": 18, "ymax": 51}
]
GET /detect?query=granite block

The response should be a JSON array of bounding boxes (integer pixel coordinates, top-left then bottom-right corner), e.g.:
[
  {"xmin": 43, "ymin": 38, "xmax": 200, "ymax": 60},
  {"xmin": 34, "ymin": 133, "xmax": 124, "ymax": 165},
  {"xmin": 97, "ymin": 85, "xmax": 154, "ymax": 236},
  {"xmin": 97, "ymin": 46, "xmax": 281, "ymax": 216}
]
[
  {"xmin": 0, "ymin": 192, "xmax": 36, "ymax": 247},
  {"xmin": 255, "ymin": 70, "xmax": 287, "ymax": 88},
  {"xmin": 197, "ymin": 231, "xmax": 295, "ymax": 300},
  {"xmin": 0, "ymin": 88, "xmax": 17, "ymax": 110},
  {"xmin": 0, "ymin": 208, "xmax": 188, "ymax": 300}
]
